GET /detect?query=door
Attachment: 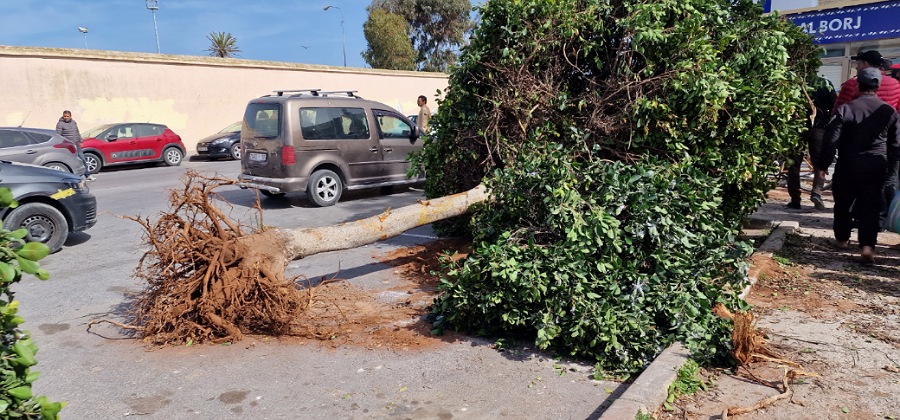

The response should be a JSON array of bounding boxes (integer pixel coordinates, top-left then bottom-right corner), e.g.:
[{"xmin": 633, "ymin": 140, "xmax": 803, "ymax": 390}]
[
  {"xmin": 373, "ymin": 110, "xmax": 419, "ymax": 181},
  {"xmin": 299, "ymin": 106, "xmax": 383, "ymax": 185},
  {"xmin": 103, "ymin": 124, "xmax": 148, "ymax": 163},
  {"xmin": 134, "ymin": 124, "xmax": 166, "ymax": 159},
  {"xmin": 0, "ymin": 129, "xmax": 40, "ymax": 165}
]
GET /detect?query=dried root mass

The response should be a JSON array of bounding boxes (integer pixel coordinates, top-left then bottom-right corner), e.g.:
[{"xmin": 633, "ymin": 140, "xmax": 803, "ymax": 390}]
[{"xmin": 127, "ymin": 171, "xmax": 311, "ymax": 345}]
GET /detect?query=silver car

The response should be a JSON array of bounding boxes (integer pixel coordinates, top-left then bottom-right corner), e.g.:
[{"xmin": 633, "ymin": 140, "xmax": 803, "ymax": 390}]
[{"xmin": 0, "ymin": 127, "xmax": 86, "ymax": 175}]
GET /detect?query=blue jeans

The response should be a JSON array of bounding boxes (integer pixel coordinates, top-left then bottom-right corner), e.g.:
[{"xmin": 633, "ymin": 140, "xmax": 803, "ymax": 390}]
[{"xmin": 75, "ymin": 143, "xmax": 89, "ymax": 175}]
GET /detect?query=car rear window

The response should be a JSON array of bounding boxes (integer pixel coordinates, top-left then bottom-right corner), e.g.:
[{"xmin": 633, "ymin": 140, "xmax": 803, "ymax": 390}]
[
  {"xmin": 300, "ymin": 107, "xmax": 369, "ymax": 140},
  {"xmin": 244, "ymin": 103, "xmax": 282, "ymax": 138},
  {"xmin": 0, "ymin": 130, "xmax": 37, "ymax": 148},
  {"xmin": 24, "ymin": 132, "xmax": 53, "ymax": 144}
]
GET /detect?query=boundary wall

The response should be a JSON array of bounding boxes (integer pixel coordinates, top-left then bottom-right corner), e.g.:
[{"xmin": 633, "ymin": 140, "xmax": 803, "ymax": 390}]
[{"xmin": 0, "ymin": 46, "xmax": 448, "ymax": 152}]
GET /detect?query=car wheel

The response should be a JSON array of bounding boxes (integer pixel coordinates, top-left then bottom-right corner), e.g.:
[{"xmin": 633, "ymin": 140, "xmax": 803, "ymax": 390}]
[
  {"xmin": 260, "ymin": 190, "xmax": 286, "ymax": 198},
  {"xmin": 5, "ymin": 202, "xmax": 68, "ymax": 253},
  {"xmin": 84, "ymin": 153, "xmax": 102, "ymax": 174},
  {"xmin": 43, "ymin": 162, "xmax": 72, "ymax": 173},
  {"xmin": 163, "ymin": 147, "xmax": 184, "ymax": 166},
  {"xmin": 230, "ymin": 143, "xmax": 241, "ymax": 160},
  {"xmin": 307, "ymin": 169, "xmax": 342, "ymax": 207}
]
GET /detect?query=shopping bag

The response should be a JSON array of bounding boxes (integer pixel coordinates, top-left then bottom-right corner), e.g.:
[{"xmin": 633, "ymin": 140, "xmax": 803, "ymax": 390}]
[{"xmin": 887, "ymin": 189, "xmax": 900, "ymax": 234}]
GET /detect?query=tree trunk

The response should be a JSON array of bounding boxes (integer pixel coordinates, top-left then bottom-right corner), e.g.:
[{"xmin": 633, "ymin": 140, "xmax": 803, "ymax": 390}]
[{"xmin": 273, "ymin": 184, "xmax": 488, "ymax": 261}]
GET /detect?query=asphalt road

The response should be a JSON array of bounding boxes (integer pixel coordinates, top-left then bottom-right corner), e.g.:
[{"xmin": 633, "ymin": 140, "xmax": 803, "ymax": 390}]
[{"xmin": 12, "ymin": 158, "xmax": 618, "ymax": 419}]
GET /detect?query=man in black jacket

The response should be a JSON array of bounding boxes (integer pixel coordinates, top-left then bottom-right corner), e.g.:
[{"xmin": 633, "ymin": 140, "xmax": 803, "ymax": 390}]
[
  {"xmin": 55, "ymin": 110, "xmax": 94, "ymax": 180},
  {"xmin": 819, "ymin": 67, "xmax": 900, "ymax": 264},
  {"xmin": 787, "ymin": 73, "xmax": 836, "ymax": 210}
]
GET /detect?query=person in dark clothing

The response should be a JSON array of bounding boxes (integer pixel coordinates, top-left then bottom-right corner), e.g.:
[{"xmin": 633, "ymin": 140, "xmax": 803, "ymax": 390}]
[
  {"xmin": 787, "ymin": 73, "xmax": 836, "ymax": 210},
  {"xmin": 55, "ymin": 110, "xmax": 94, "ymax": 180},
  {"xmin": 818, "ymin": 67, "xmax": 900, "ymax": 264}
]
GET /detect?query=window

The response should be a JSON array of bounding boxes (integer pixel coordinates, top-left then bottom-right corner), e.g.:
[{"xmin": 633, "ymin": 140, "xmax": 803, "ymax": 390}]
[
  {"xmin": 111, "ymin": 125, "xmax": 135, "ymax": 139},
  {"xmin": 374, "ymin": 112, "xmax": 413, "ymax": 139},
  {"xmin": 136, "ymin": 125, "xmax": 164, "ymax": 137},
  {"xmin": 337, "ymin": 108, "xmax": 370, "ymax": 140},
  {"xmin": 0, "ymin": 130, "xmax": 36, "ymax": 148},
  {"xmin": 299, "ymin": 107, "xmax": 338, "ymax": 140},
  {"xmin": 24, "ymin": 132, "xmax": 53, "ymax": 144},
  {"xmin": 243, "ymin": 103, "xmax": 281, "ymax": 138}
]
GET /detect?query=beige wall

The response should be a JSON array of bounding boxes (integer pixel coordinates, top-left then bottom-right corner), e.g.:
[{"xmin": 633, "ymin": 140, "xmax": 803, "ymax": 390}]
[{"xmin": 0, "ymin": 46, "xmax": 448, "ymax": 152}]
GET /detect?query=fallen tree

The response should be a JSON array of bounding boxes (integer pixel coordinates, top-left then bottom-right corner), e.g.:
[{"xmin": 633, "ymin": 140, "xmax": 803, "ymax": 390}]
[{"xmin": 101, "ymin": 172, "xmax": 487, "ymax": 345}]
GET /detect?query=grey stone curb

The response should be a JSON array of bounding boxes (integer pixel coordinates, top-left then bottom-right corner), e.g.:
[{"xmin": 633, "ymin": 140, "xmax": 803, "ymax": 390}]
[{"xmin": 598, "ymin": 220, "xmax": 798, "ymax": 419}]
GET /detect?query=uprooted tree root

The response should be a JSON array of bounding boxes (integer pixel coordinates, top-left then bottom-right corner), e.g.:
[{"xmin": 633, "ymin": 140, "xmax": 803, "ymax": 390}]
[
  {"xmin": 90, "ymin": 171, "xmax": 332, "ymax": 345},
  {"xmin": 713, "ymin": 303, "xmax": 819, "ymax": 418}
]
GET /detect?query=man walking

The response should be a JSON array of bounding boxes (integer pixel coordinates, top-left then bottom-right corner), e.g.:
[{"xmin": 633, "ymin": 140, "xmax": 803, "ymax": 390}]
[
  {"xmin": 819, "ymin": 67, "xmax": 900, "ymax": 264},
  {"xmin": 787, "ymin": 73, "xmax": 835, "ymax": 210},
  {"xmin": 416, "ymin": 95, "xmax": 431, "ymax": 132},
  {"xmin": 55, "ymin": 110, "xmax": 94, "ymax": 180}
]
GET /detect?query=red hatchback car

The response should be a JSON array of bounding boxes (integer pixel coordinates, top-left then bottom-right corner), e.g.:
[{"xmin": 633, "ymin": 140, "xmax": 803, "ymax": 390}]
[{"xmin": 80, "ymin": 123, "xmax": 186, "ymax": 174}]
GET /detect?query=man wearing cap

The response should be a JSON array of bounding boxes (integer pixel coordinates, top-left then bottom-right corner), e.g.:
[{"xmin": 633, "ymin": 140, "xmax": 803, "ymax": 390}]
[
  {"xmin": 818, "ymin": 67, "xmax": 900, "ymax": 264},
  {"xmin": 832, "ymin": 50, "xmax": 900, "ymax": 112}
]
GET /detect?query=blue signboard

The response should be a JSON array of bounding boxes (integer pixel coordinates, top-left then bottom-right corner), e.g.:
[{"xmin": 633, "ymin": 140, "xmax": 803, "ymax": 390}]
[{"xmin": 785, "ymin": 0, "xmax": 900, "ymax": 44}]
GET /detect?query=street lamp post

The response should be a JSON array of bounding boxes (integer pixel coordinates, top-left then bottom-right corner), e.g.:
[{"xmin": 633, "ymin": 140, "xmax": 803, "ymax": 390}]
[
  {"xmin": 323, "ymin": 5, "xmax": 347, "ymax": 67},
  {"xmin": 77, "ymin": 27, "xmax": 88, "ymax": 49},
  {"xmin": 146, "ymin": 0, "xmax": 161, "ymax": 54}
]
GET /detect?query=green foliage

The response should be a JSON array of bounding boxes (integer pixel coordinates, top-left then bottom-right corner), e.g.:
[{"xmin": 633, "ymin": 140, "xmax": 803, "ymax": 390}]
[
  {"xmin": 434, "ymin": 146, "xmax": 751, "ymax": 373},
  {"xmin": 422, "ymin": 0, "xmax": 817, "ymax": 373},
  {"xmin": 206, "ymin": 31, "xmax": 241, "ymax": 58},
  {"xmin": 362, "ymin": 9, "xmax": 418, "ymax": 70},
  {"xmin": 368, "ymin": 0, "xmax": 474, "ymax": 71},
  {"xmin": 0, "ymin": 189, "xmax": 64, "ymax": 418},
  {"xmin": 664, "ymin": 359, "xmax": 706, "ymax": 410}
]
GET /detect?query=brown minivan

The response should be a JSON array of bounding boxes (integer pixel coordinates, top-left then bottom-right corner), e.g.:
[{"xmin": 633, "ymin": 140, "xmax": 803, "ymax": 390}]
[{"xmin": 237, "ymin": 89, "xmax": 424, "ymax": 206}]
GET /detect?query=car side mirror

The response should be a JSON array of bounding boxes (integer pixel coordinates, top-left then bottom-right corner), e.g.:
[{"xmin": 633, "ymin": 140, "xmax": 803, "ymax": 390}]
[
  {"xmin": 410, "ymin": 127, "xmax": 421, "ymax": 143},
  {"xmin": 107, "ymin": 135, "xmax": 118, "ymax": 142}
]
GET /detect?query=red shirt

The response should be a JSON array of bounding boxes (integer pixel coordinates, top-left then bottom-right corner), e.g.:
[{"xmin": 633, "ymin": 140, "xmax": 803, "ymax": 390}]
[{"xmin": 832, "ymin": 74, "xmax": 900, "ymax": 114}]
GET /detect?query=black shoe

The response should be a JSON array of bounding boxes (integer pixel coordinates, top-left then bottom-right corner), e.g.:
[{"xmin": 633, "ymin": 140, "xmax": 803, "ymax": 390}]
[{"xmin": 786, "ymin": 201, "xmax": 801, "ymax": 210}]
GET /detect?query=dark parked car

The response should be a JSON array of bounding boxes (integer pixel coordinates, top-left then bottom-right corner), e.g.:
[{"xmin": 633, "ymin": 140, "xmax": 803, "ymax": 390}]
[
  {"xmin": 0, "ymin": 127, "xmax": 86, "ymax": 175},
  {"xmin": 80, "ymin": 123, "xmax": 186, "ymax": 174},
  {"xmin": 0, "ymin": 161, "xmax": 97, "ymax": 252},
  {"xmin": 195, "ymin": 121, "xmax": 242, "ymax": 160}
]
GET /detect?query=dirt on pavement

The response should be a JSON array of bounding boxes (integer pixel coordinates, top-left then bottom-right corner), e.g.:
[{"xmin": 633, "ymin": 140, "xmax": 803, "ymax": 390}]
[{"xmin": 659, "ymin": 187, "xmax": 900, "ymax": 419}]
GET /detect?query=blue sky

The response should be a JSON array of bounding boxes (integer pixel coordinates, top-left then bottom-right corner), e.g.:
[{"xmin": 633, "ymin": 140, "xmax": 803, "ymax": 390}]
[{"xmin": 0, "ymin": 1, "xmax": 385, "ymax": 68}]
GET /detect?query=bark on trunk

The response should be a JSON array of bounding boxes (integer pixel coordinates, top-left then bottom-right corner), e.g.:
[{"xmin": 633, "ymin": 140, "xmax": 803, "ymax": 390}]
[{"xmin": 275, "ymin": 184, "xmax": 488, "ymax": 261}]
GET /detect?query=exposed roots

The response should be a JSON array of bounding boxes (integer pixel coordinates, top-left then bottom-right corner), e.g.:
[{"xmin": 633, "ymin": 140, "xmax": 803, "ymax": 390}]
[
  {"xmin": 118, "ymin": 171, "xmax": 322, "ymax": 345},
  {"xmin": 713, "ymin": 303, "xmax": 819, "ymax": 418}
]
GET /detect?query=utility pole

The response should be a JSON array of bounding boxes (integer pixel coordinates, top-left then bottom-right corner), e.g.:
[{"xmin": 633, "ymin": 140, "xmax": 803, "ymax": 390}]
[{"xmin": 146, "ymin": 0, "xmax": 161, "ymax": 54}]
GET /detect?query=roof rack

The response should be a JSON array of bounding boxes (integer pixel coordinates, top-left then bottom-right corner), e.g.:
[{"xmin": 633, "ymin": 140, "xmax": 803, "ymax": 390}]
[
  {"xmin": 317, "ymin": 90, "xmax": 363, "ymax": 99},
  {"xmin": 269, "ymin": 89, "xmax": 321, "ymax": 97}
]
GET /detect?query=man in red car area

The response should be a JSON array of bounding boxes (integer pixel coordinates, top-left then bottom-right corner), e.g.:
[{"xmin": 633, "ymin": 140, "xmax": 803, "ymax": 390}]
[{"xmin": 55, "ymin": 110, "xmax": 96, "ymax": 181}]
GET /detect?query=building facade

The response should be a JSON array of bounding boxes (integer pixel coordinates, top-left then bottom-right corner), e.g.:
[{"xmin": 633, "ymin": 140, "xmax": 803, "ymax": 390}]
[{"xmin": 765, "ymin": 0, "xmax": 900, "ymax": 89}]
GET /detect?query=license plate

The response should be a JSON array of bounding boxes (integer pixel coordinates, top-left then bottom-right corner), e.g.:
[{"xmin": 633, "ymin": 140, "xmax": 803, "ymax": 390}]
[
  {"xmin": 248, "ymin": 152, "xmax": 267, "ymax": 162},
  {"xmin": 197, "ymin": 146, "xmax": 208, "ymax": 152}
]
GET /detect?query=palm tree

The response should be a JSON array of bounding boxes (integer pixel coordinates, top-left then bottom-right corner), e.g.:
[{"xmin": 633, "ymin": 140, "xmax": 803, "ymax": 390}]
[{"xmin": 206, "ymin": 32, "xmax": 241, "ymax": 58}]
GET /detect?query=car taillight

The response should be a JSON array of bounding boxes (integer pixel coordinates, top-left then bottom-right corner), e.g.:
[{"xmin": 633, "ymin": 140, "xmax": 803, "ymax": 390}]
[
  {"xmin": 55, "ymin": 141, "xmax": 77, "ymax": 154},
  {"xmin": 281, "ymin": 146, "xmax": 295, "ymax": 165}
]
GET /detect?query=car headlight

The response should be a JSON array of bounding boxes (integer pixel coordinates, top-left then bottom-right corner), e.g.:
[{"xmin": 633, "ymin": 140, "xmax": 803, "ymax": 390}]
[
  {"xmin": 210, "ymin": 137, "xmax": 231, "ymax": 145},
  {"xmin": 64, "ymin": 178, "xmax": 87, "ymax": 193}
]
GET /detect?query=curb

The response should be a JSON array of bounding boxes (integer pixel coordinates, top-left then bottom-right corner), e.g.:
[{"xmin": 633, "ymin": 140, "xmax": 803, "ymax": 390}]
[{"xmin": 598, "ymin": 220, "xmax": 799, "ymax": 419}]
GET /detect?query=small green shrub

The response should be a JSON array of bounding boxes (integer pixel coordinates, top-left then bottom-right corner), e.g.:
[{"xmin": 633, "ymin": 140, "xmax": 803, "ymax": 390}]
[
  {"xmin": 0, "ymin": 188, "xmax": 65, "ymax": 418},
  {"xmin": 663, "ymin": 359, "xmax": 706, "ymax": 410}
]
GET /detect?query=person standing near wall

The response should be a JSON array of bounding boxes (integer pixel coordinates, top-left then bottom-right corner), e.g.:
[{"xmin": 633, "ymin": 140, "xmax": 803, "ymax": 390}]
[
  {"xmin": 416, "ymin": 95, "xmax": 431, "ymax": 132},
  {"xmin": 819, "ymin": 67, "xmax": 900, "ymax": 264},
  {"xmin": 55, "ymin": 110, "xmax": 95, "ymax": 181}
]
